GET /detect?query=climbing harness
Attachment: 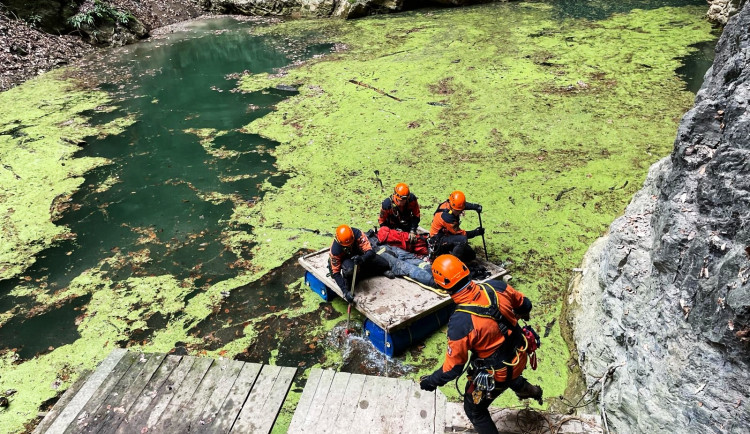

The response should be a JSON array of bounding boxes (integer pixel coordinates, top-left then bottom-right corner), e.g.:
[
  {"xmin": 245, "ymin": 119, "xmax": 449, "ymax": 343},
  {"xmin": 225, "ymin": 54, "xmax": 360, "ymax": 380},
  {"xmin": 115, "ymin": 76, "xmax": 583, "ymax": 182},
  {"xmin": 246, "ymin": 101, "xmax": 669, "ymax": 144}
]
[{"xmin": 454, "ymin": 283, "xmax": 542, "ymax": 403}]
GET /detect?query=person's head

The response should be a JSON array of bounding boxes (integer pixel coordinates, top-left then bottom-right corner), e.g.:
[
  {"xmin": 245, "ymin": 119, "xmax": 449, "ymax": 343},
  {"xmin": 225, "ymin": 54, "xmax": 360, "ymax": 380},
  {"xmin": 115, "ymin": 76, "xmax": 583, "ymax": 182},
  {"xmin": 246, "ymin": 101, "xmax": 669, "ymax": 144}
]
[
  {"xmin": 515, "ymin": 297, "xmax": 533, "ymax": 321},
  {"xmin": 448, "ymin": 190, "xmax": 466, "ymax": 213},
  {"xmin": 431, "ymin": 254, "xmax": 471, "ymax": 293},
  {"xmin": 392, "ymin": 183, "xmax": 410, "ymax": 206},
  {"xmin": 335, "ymin": 225, "xmax": 355, "ymax": 247}
]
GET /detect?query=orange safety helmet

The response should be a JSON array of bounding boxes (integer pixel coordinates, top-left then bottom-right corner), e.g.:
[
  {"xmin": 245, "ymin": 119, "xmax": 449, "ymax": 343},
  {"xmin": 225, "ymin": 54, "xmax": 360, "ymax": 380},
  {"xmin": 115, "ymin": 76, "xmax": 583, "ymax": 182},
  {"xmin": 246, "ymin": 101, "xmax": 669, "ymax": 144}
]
[
  {"xmin": 432, "ymin": 254, "xmax": 470, "ymax": 291},
  {"xmin": 393, "ymin": 183, "xmax": 410, "ymax": 204},
  {"xmin": 335, "ymin": 225, "xmax": 355, "ymax": 247},
  {"xmin": 448, "ymin": 190, "xmax": 466, "ymax": 212}
]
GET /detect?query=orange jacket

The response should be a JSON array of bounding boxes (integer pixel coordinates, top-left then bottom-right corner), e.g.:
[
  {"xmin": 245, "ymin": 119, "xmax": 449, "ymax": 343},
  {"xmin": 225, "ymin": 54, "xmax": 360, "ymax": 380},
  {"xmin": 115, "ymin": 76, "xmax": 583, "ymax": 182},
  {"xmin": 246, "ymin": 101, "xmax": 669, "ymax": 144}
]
[
  {"xmin": 429, "ymin": 200, "xmax": 480, "ymax": 237},
  {"xmin": 426, "ymin": 280, "xmax": 529, "ymax": 386},
  {"xmin": 328, "ymin": 227, "xmax": 372, "ymax": 275},
  {"xmin": 430, "ymin": 201, "xmax": 465, "ymax": 237}
]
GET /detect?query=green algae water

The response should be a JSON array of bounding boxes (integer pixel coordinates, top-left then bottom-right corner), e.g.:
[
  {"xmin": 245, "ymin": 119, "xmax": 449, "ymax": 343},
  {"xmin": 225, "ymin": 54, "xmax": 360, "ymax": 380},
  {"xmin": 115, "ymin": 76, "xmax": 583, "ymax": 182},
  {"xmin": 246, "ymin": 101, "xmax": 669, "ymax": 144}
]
[
  {"xmin": 0, "ymin": 3, "xmax": 717, "ymax": 432},
  {"xmin": 0, "ymin": 18, "xmax": 330, "ymax": 359}
]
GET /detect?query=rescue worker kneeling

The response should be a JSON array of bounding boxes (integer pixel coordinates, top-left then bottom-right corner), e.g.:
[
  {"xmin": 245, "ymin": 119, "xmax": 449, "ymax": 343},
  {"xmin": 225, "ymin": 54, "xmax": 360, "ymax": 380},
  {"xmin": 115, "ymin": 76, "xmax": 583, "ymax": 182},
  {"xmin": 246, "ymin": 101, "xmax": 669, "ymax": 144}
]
[
  {"xmin": 429, "ymin": 190, "xmax": 484, "ymax": 263},
  {"xmin": 419, "ymin": 255, "xmax": 543, "ymax": 434},
  {"xmin": 329, "ymin": 224, "xmax": 393, "ymax": 304}
]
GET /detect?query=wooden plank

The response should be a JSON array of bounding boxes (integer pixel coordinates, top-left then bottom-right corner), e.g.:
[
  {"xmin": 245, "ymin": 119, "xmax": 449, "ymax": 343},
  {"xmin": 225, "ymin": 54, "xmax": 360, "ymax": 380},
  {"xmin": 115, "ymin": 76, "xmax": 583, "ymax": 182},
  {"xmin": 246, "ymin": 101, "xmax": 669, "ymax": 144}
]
[
  {"xmin": 296, "ymin": 369, "xmax": 336, "ymax": 432},
  {"xmin": 286, "ymin": 368, "xmax": 324, "ymax": 434},
  {"xmin": 434, "ymin": 389, "xmax": 447, "ymax": 434},
  {"xmin": 347, "ymin": 375, "xmax": 384, "ymax": 432},
  {"xmin": 376, "ymin": 378, "xmax": 412, "ymax": 434},
  {"xmin": 83, "ymin": 352, "xmax": 167, "ymax": 433},
  {"xmin": 364, "ymin": 376, "xmax": 401, "ymax": 434},
  {"xmin": 402, "ymin": 381, "xmax": 437, "ymax": 433},
  {"xmin": 192, "ymin": 359, "xmax": 245, "ymax": 428},
  {"xmin": 231, "ymin": 365, "xmax": 296, "ymax": 433},
  {"xmin": 124, "ymin": 355, "xmax": 196, "ymax": 431},
  {"xmin": 33, "ymin": 369, "xmax": 91, "ymax": 434},
  {"xmin": 166, "ymin": 358, "xmax": 242, "ymax": 432},
  {"xmin": 231, "ymin": 365, "xmax": 281, "ymax": 432},
  {"xmin": 112, "ymin": 355, "xmax": 183, "ymax": 434},
  {"xmin": 262, "ymin": 366, "xmax": 297, "ymax": 432},
  {"xmin": 64, "ymin": 351, "xmax": 146, "ymax": 433},
  {"xmin": 330, "ymin": 373, "xmax": 367, "ymax": 434},
  {"xmin": 317, "ymin": 372, "xmax": 352, "ymax": 434},
  {"xmin": 201, "ymin": 362, "xmax": 262, "ymax": 434},
  {"xmin": 148, "ymin": 356, "xmax": 213, "ymax": 431},
  {"xmin": 43, "ymin": 348, "xmax": 129, "ymax": 434}
]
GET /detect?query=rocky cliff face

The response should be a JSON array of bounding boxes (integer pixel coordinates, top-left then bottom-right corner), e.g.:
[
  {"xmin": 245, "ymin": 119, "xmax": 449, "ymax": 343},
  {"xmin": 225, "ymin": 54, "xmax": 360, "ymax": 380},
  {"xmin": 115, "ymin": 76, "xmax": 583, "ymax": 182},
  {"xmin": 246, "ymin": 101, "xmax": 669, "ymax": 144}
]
[
  {"xmin": 707, "ymin": 0, "xmax": 747, "ymax": 25},
  {"xmin": 570, "ymin": 3, "xmax": 750, "ymax": 433}
]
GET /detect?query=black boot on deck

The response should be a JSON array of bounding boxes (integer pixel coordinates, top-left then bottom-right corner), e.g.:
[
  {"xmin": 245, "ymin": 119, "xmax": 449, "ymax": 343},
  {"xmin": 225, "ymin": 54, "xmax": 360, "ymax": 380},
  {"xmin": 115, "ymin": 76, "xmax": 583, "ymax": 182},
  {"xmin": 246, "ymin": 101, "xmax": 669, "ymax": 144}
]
[{"xmin": 515, "ymin": 384, "xmax": 543, "ymax": 405}]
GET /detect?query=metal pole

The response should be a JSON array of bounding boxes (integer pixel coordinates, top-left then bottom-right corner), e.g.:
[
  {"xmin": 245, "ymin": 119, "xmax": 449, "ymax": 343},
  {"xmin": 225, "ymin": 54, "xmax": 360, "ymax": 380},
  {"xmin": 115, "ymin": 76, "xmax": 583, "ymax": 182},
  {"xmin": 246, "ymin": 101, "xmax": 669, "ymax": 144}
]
[
  {"xmin": 477, "ymin": 211, "xmax": 489, "ymax": 261},
  {"xmin": 345, "ymin": 264, "xmax": 358, "ymax": 336}
]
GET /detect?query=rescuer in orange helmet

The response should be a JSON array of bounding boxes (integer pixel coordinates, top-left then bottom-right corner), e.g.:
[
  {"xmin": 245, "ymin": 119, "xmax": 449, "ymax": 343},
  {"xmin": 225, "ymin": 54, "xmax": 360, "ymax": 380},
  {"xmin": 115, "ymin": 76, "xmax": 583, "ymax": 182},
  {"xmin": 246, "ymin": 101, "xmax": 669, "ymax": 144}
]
[
  {"xmin": 429, "ymin": 190, "xmax": 484, "ymax": 262},
  {"xmin": 420, "ymin": 255, "xmax": 543, "ymax": 434},
  {"xmin": 329, "ymin": 224, "xmax": 393, "ymax": 303},
  {"xmin": 379, "ymin": 183, "xmax": 421, "ymax": 241}
]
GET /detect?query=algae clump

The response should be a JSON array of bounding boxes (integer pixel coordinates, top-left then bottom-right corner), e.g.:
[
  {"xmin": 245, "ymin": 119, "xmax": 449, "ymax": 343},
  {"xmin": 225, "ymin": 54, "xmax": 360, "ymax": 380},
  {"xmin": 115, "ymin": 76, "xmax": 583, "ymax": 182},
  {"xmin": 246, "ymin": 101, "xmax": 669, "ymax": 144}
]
[{"xmin": 0, "ymin": 71, "xmax": 122, "ymax": 282}]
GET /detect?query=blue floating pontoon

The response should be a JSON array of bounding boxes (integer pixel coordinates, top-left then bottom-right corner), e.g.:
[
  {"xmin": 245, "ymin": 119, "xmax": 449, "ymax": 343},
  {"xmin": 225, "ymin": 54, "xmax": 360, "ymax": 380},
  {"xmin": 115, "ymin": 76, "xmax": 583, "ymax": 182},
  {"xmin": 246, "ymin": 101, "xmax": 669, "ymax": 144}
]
[{"xmin": 300, "ymin": 248, "xmax": 509, "ymax": 356}]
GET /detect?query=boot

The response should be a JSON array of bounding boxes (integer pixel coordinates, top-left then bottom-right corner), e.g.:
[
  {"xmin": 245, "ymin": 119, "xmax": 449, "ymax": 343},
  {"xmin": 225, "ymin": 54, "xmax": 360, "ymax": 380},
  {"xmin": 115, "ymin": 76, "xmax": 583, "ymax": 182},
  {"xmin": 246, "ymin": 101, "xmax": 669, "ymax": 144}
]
[
  {"xmin": 515, "ymin": 383, "xmax": 543, "ymax": 405},
  {"xmin": 383, "ymin": 270, "xmax": 396, "ymax": 279}
]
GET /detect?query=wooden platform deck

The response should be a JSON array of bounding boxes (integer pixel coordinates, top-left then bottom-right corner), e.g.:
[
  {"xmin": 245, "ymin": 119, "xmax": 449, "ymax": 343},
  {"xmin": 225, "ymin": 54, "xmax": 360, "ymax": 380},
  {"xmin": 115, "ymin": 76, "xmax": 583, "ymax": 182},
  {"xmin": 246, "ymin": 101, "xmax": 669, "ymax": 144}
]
[
  {"xmin": 35, "ymin": 351, "xmax": 601, "ymax": 434},
  {"xmin": 34, "ymin": 349, "xmax": 297, "ymax": 434},
  {"xmin": 299, "ymin": 248, "xmax": 508, "ymax": 331},
  {"xmin": 289, "ymin": 368, "xmax": 602, "ymax": 434}
]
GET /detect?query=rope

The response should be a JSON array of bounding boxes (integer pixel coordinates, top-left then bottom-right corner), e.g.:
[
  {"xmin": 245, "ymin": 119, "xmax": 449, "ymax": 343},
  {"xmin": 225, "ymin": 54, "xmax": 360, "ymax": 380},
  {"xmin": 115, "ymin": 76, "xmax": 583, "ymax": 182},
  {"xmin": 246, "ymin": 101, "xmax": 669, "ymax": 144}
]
[{"xmin": 403, "ymin": 276, "xmax": 446, "ymax": 295}]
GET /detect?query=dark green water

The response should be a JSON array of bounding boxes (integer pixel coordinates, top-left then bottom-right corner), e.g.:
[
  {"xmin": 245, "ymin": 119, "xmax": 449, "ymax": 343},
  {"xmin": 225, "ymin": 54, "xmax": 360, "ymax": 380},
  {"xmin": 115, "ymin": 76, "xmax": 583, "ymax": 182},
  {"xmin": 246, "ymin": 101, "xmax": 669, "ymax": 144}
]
[
  {"xmin": 0, "ymin": 17, "xmax": 331, "ymax": 359},
  {"xmin": 0, "ymin": 2, "xmax": 717, "ymax": 362}
]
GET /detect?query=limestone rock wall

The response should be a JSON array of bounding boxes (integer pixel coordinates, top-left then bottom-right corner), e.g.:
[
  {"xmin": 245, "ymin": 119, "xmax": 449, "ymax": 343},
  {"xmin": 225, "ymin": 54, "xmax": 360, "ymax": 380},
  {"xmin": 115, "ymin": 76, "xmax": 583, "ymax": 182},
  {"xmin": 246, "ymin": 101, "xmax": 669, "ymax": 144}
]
[
  {"xmin": 707, "ymin": 0, "xmax": 747, "ymax": 25},
  {"xmin": 570, "ymin": 2, "xmax": 750, "ymax": 433}
]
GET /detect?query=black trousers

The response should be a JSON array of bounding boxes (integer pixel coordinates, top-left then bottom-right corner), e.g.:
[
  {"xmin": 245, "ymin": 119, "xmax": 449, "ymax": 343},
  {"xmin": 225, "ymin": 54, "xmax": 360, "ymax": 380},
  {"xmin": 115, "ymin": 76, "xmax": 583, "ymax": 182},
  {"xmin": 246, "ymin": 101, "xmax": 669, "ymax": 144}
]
[
  {"xmin": 462, "ymin": 376, "xmax": 531, "ymax": 434},
  {"xmin": 340, "ymin": 253, "xmax": 391, "ymax": 282},
  {"xmin": 433, "ymin": 234, "xmax": 477, "ymax": 263}
]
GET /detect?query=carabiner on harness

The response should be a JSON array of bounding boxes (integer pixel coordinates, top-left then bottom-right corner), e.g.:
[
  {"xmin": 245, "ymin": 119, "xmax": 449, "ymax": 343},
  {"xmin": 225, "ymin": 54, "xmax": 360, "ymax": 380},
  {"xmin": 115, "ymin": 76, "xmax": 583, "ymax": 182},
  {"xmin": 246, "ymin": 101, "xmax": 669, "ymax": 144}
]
[{"xmin": 474, "ymin": 368, "xmax": 496, "ymax": 392}]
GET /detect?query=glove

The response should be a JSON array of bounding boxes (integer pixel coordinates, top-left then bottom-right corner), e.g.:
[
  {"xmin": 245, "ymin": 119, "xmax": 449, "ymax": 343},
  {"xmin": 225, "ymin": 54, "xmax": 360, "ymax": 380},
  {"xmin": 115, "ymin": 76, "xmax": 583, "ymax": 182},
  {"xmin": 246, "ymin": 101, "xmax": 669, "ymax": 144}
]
[
  {"xmin": 352, "ymin": 255, "xmax": 364, "ymax": 265},
  {"xmin": 476, "ymin": 204, "xmax": 483, "ymax": 213},
  {"xmin": 343, "ymin": 290, "xmax": 355, "ymax": 304},
  {"xmin": 419, "ymin": 375, "xmax": 437, "ymax": 392},
  {"xmin": 467, "ymin": 227, "xmax": 485, "ymax": 238}
]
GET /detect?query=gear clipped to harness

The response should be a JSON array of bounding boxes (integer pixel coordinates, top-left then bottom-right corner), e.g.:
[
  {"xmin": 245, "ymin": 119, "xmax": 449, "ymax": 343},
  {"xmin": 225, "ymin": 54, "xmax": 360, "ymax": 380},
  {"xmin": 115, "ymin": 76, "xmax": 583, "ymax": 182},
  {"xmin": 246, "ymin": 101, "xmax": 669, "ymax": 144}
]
[{"xmin": 522, "ymin": 325, "xmax": 541, "ymax": 370}]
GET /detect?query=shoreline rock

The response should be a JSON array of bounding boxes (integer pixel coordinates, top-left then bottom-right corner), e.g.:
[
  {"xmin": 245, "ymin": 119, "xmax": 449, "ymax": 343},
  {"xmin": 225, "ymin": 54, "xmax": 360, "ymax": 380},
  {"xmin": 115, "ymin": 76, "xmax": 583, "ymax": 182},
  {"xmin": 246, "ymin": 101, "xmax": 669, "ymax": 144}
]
[{"xmin": 570, "ymin": 2, "xmax": 750, "ymax": 432}]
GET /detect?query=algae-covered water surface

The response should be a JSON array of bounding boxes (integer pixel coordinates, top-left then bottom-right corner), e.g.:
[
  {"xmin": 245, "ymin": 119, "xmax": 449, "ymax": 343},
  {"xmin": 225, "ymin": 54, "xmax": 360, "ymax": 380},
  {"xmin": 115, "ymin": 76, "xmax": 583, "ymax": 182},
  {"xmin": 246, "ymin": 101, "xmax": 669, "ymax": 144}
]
[{"xmin": 0, "ymin": 2, "xmax": 715, "ymax": 431}]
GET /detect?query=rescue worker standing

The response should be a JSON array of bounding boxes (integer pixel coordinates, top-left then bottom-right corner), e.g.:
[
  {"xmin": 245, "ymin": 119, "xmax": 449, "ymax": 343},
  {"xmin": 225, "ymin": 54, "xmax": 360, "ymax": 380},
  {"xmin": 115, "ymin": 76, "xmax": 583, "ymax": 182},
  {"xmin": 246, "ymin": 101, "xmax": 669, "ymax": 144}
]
[
  {"xmin": 329, "ymin": 224, "xmax": 392, "ymax": 303},
  {"xmin": 429, "ymin": 190, "xmax": 484, "ymax": 262},
  {"xmin": 379, "ymin": 182, "xmax": 421, "ymax": 241},
  {"xmin": 419, "ymin": 255, "xmax": 543, "ymax": 434}
]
